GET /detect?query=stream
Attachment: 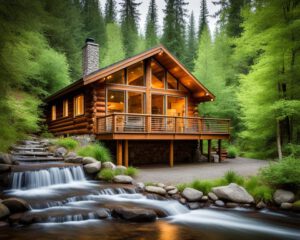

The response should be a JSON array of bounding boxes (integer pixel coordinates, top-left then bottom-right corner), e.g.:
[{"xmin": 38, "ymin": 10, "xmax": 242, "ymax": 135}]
[{"xmin": 0, "ymin": 165, "xmax": 299, "ymax": 240}]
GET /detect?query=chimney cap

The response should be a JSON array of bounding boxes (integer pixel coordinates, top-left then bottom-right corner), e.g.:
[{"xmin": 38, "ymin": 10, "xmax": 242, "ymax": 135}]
[{"xmin": 85, "ymin": 38, "xmax": 95, "ymax": 43}]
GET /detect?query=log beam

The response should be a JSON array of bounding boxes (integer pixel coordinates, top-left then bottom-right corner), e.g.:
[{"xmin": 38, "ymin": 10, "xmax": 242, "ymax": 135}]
[
  {"xmin": 124, "ymin": 140, "xmax": 129, "ymax": 167},
  {"xmin": 117, "ymin": 140, "xmax": 123, "ymax": 166}
]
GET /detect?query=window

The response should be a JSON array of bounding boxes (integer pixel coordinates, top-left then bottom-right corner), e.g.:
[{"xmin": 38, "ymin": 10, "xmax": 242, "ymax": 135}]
[
  {"xmin": 167, "ymin": 96, "xmax": 186, "ymax": 117},
  {"xmin": 107, "ymin": 90, "xmax": 125, "ymax": 114},
  {"xmin": 128, "ymin": 62, "xmax": 144, "ymax": 86},
  {"xmin": 151, "ymin": 60, "xmax": 165, "ymax": 89},
  {"xmin": 63, "ymin": 99, "xmax": 69, "ymax": 117},
  {"xmin": 128, "ymin": 92, "xmax": 144, "ymax": 113},
  {"xmin": 106, "ymin": 70, "xmax": 125, "ymax": 84},
  {"xmin": 51, "ymin": 105, "xmax": 56, "ymax": 121},
  {"xmin": 74, "ymin": 95, "xmax": 84, "ymax": 116},
  {"xmin": 167, "ymin": 73, "xmax": 177, "ymax": 89},
  {"xmin": 151, "ymin": 95, "xmax": 164, "ymax": 115}
]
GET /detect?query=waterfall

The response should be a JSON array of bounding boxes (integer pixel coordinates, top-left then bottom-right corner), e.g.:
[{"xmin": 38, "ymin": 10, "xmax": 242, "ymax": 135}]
[{"xmin": 11, "ymin": 166, "xmax": 86, "ymax": 189}]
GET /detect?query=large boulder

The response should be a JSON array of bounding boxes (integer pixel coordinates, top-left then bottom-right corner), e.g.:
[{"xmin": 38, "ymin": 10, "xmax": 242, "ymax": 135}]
[
  {"xmin": 113, "ymin": 175, "xmax": 133, "ymax": 184},
  {"xmin": 82, "ymin": 157, "xmax": 98, "ymax": 165},
  {"xmin": 2, "ymin": 198, "xmax": 30, "ymax": 213},
  {"xmin": 0, "ymin": 153, "xmax": 13, "ymax": 165},
  {"xmin": 112, "ymin": 207, "xmax": 156, "ymax": 222},
  {"xmin": 145, "ymin": 186, "xmax": 166, "ymax": 195},
  {"xmin": 54, "ymin": 147, "xmax": 67, "ymax": 157},
  {"xmin": 0, "ymin": 164, "xmax": 11, "ymax": 173},
  {"xmin": 212, "ymin": 183, "xmax": 254, "ymax": 203},
  {"xmin": 102, "ymin": 162, "xmax": 116, "ymax": 169},
  {"xmin": 182, "ymin": 188, "xmax": 203, "ymax": 202},
  {"xmin": 84, "ymin": 162, "xmax": 101, "ymax": 174},
  {"xmin": 115, "ymin": 165, "xmax": 127, "ymax": 172},
  {"xmin": 0, "ymin": 203, "xmax": 10, "ymax": 219},
  {"xmin": 280, "ymin": 202, "xmax": 293, "ymax": 210},
  {"xmin": 273, "ymin": 189, "xmax": 295, "ymax": 205}
]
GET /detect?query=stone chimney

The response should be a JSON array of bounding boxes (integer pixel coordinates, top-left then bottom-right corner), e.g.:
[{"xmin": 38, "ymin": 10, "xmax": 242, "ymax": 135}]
[{"xmin": 82, "ymin": 38, "xmax": 99, "ymax": 76}]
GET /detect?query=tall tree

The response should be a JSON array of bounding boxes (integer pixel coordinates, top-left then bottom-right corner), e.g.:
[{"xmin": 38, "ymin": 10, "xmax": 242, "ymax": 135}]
[
  {"xmin": 119, "ymin": 0, "xmax": 141, "ymax": 57},
  {"xmin": 198, "ymin": 0, "xmax": 209, "ymax": 39},
  {"xmin": 186, "ymin": 12, "xmax": 197, "ymax": 71},
  {"xmin": 145, "ymin": 0, "xmax": 159, "ymax": 48},
  {"xmin": 105, "ymin": 0, "xmax": 117, "ymax": 24},
  {"xmin": 161, "ymin": 0, "xmax": 188, "ymax": 63},
  {"xmin": 236, "ymin": 0, "xmax": 300, "ymax": 158}
]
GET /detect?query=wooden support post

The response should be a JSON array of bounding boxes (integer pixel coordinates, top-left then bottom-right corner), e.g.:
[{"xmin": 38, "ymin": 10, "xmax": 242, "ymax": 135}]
[
  {"xmin": 208, "ymin": 140, "xmax": 211, "ymax": 162},
  {"xmin": 200, "ymin": 140, "xmax": 203, "ymax": 154},
  {"xmin": 124, "ymin": 140, "xmax": 129, "ymax": 167},
  {"xmin": 117, "ymin": 140, "xmax": 123, "ymax": 166},
  {"xmin": 170, "ymin": 140, "xmax": 174, "ymax": 167},
  {"xmin": 218, "ymin": 139, "xmax": 222, "ymax": 163}
]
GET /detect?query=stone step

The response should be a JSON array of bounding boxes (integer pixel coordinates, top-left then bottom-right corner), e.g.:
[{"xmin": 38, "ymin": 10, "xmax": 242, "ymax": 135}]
[
  {"xmin": 20, "ymin": 140, "xmax": 43, "ymax": 145},
  {"xmin": 11, "ymin": 151, "xmax": 54, "ymax": 157},
  {"xmin": 12, "ymin": 156, "xmax": 64, "ymax": 162},
  {"xmin": 14, "ymin": 144, "xmax": 46, "ymax": 149},
  {"xmin": 11, "ymin": 163, "xmax": 79, "ymax": 172},
  {"xmin": 12, "ymin": 146, "xmax": 47, "ymax": 152}
]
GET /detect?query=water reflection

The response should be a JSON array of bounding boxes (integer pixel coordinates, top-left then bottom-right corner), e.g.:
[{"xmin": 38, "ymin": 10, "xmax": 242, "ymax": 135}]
[{"xmin": 158, "ymin": 221, "xmax": 178, "ymax": 240}]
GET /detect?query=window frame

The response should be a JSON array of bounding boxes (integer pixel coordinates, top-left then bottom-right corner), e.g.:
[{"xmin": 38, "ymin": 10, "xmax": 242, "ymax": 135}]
[
  {"xmin": 127, "ymin": 61, "xmax": 145, "ymax": 87},
  {"xmin": 51, "ymin": 105, "xmax": 56, "ymax": 121},
  {"xmin": 73, "ymin": 94, "xmax": 85, "ymax": 117},
  {"xmin": 63, "ymin": 99, "xmax": 69, "ymax": 118}
]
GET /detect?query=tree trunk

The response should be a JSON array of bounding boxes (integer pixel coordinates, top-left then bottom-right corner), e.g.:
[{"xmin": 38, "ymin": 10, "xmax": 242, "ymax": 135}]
[{"xmin": 277, "ymin": 119, "xmax": 283, "ymax": 160}]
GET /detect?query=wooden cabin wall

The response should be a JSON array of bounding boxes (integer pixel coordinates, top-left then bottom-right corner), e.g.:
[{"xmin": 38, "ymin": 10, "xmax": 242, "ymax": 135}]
[{"xmin": 187, "ymin": 95, "xmax": 198, "ymax": 117}]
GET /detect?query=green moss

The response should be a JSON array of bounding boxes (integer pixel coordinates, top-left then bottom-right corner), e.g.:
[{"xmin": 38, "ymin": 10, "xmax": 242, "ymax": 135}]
[
  {"xmin": 55, "ymin": 137, "xmax": 78, "ymax": 150},
  {"xmin": 77, "ymin": 143, "xmax": 112, "ymax": 162}
]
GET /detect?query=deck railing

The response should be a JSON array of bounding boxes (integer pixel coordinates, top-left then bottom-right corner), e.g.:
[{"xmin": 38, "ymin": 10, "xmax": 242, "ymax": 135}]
[{"xmin": 96, "ymin": 113, "xmax": 230, "ymax": 135}]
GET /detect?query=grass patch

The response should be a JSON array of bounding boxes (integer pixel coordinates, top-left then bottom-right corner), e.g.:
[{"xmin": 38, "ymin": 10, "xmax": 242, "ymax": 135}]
[
  {"xmin": 98, "ymin": 169, "xmax": 115, "ymax": 181},
  {"xmin": 222, "ymin": 170, "xmax": 245, "ymax": 185},
  {"xmin": 55, "ymin": 137, "xmax": 78, "ymax": 150},
  {"xmin": 293, "ymin": 200, "xmax": 300, "ymax": 208},
  {"xmin": 98, "ymin": 167, "xmax": 139, "ymax": 181},
  {"xmin": 190, "ymin": 180, "xmax": 215, "ymax": 195},
  {"xmin": 176, "ymin": 183, "xmax": 189, "ymax": 192},
  {"xmin": 124, "ymin": 166, "xmax": 139, "ymax": 177},
  {"xmin": 77, "ymin": 143, "xmax": 111, "ymax": 162},
  {"xmin": 259, "ymin": 157, "xmax": 300, "ymax": 190},
  {"xmin": 227, "ymin": 145, "xmax": 238, "ymax": 158}
]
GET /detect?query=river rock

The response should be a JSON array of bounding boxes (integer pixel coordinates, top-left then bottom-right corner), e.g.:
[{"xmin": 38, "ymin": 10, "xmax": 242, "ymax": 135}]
[
  {"xmin": 212, "ymin": 183, "xmax": 254, "ymax": 203},
  {"xmin": 112, "ymin": 207, "xmax": 157, "ymax": 222},
  {"xmin": 145, "ymin": 186, "xmax": 166, "ymax": 195},
  {"xmin": 82, "ymin": 157, "xmax": 98, "ymax": 165},
  {"xmin": 84, "ymin": 162, "xmax": 101, "ymax": 174},
  {"xmin": 0, "ymin": 221, "xmax": 9, "ymax": 228},
  {"xmin": 280, "ymin": 202, "xmax": 293, "ymax": 210},
  {"xmin": 0, "ymin": 153, "xmax": 13, "ymax": 165},
  {"xmin": 0, "ymin": 203, "xmax": 10, "ymax": 219},
  {"xmin": 113, "ymin": 175, "xmax": 133, "ymax": 184},
  {"xmin": 157, "ymin": 183, "xmax": 166, "ymax": 188},
  {"xmin": 135, "ymin": 182, "xmax": 145, "ymax": 190},
  {"xmin": 180, "ymin": 198, "xmax": 187, "ymax": 204},
  {"xmin": 215, "ymin": 200, "xmax": 225, "ymax": 207},
  {"xmin": 256, "ymin": 201, "xmax": 266, "ymax": 209},
  {"xmin": 165, "ymin": 185, "xmax": 176, "ymax": 191},
  {"xmin": 8, "ymin": 213, "xmax": 24, "ymax": 225},
  {"xmin": 182, "ymin": 188, "xmax": 203, "ymax": 202},
  {"xmin": 201, "ymin": 196, "xmax": 209, "ymax": 201},
  {"xmin": 96, "ymin": 209, "xmax": 110, "ymax": 219},
  {"xmin": 226, "ymin": 202, "xmax": 238, "ymax": 208},
  {"xmin": 0, "ymin": 164, "xmax": 11, "ymax": 173},
  {"xmin": 65, "ymin": 152, "xmax": 77, "ymax": 159},
  {"xmin": 65, "ymin": 156, "xmax": 83, "ymax": 164},
  {"xmin": 19, "ymin": 215, "xmax": 38, "ymax": 225},
  {"xmin": 115, "ymin": 165, "xmax": 127, "ymax": 172},
  {"xmin": 102, "ymin": 161, "xmax": 116, "ymax": 169},
  {"xmin": 2, "ymin": 198, "xmax": 30, "ymax": 213},
  {"xmin": 168, "ymin": 189, "xmax": 178, "ymax": 195},
  {"xmin": 208, "ymin": 192, "xmax": 218, "ymax": 201},
  {"xmin": 273, "ymin": 189, "xmax": 295, "ymax": 205},
  {"xmin": 187, "ymin": 202, "xmax": 201, "ymax": 210},
  {"xmin": 55, "ymin": 147, "xmax": 67, "ymax": 157}
]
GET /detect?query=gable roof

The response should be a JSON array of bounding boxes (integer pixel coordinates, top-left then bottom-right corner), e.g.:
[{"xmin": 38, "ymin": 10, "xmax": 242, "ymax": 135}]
[{"xmin": 46, "ymin": 45, "xmax": 214, "ymax": 102}]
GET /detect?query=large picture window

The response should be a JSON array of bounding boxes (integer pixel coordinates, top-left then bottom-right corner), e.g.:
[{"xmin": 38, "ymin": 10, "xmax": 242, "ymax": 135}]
[
  {"xmin": 151, "ymin": 60, "xmax": 165, "ymax": 89},
  {"xmin": 167, "ymin": 73, "xmax": 178, "ymax": 89},
  {"xmin": 107, "ymin": 90, "xmax": 125, "ymax": 114},
  {"xmin": 167, "ymin": 96, "xmax": 186, "ymax": 117},
  {"xmin": 128, "ymin": 92, "xmax": 144, "ymax": 113},
  {"xmin": 106, "ymin": 70, "xmax": 125, "ymax": 84},
  {"xmin": 74, "ymin": 95, "xmax": 84, "ymax": 116},
  {"xmin": 151, "ymin": 94, "xmax": 164, "ymax": 115},
  {"xmin": 128, "ymin": 62, "xmax": 144, "ymax": 86}
]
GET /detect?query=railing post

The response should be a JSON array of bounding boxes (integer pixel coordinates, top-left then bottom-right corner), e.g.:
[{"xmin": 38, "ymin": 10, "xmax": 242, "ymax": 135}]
[
  {"xmin": 147, "ymin": 115, "xmax": 151, "ymax": 133},
  {"xmin": 112, "ymin": 114, "xmax": 116, "ymax": 133},
  {"xmin": 174, "ymin": 117, "xmax": 177, "ymax": 133}
]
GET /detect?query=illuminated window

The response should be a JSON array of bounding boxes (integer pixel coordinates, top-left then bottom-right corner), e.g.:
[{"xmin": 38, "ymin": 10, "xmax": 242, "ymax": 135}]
[
  {"xmin": 167, "ymin": 73, "xmax": 177, "ymax": 89},
  {"xmin": 152, "ymin": 95, "xmax": 164, "ymax": 115},
  {"xmin": 128, "ymin": 62, "xmax": 144, "ymax": 86},
  {"xmin": 74, "ymin": 95, "xmax": 84, "ymax": 116},
  {"xmin": 151, "ymin": 60, "xmax": 165, "ymax": 89},
  {"xmin": 51, "ymin": 105, "xmax": 56, "ymax": 121},
  {"xmin": 63, "ymin": 99, "xmax": 69, "ymax": 117},
  {"xmin": 128, "ymin": 92, "xmax": 144, "ymax": 113},
  {"xmin": 107, "ymin": 90, "xmax": 125, "ymax": 114},
  {"xmin": 167, "ymin": 96, "xmax": 186, "ymax": 117},
  {"xmin": 106, "ymin": 70, "xmax": 125, "ymax": 84}
]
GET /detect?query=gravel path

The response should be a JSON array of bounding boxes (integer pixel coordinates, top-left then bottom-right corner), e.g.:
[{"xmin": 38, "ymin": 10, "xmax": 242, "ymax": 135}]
[{"xmin": 135, "ymin": 157, "xmax": 270, "ymax": 185}]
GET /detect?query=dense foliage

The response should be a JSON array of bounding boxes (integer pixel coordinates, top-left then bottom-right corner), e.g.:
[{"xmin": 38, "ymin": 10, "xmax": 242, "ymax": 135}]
[
  {"xmin": 77, "ymin": 143, "xmax": 112, "ymax": 163},
  {"xmin": 0, "ymin": 0, "xmax": 299, "ymax": 159}
]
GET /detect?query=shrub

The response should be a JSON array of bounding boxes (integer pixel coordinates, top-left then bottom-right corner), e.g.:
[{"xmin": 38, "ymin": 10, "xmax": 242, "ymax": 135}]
[
  {"xmin": 259, "ymin": 157, "xmax": 300, "ymax": 190},
  {"xmin": 222, "ymin": 170, "xmax": 244, "ymax": 185},
  {"xmin": 251, "ymin": 185, "xmax": 274, "ymax": 203},
  {"xmin": 124, "ymin": 167, "xmax": 139, "ymax": 177},
  {"xmin": 190, "ymin": 180, "xmax": 215, "ymax": 195},
  {"xmin": 176, "ymin": 183, "xmax": 189, "ymax": 192},
  {"xmin": 227, "ymin": 145, "xmax": 238, "ymax": 158},
  {"xmin": 77, "ymin": 143, "xmax": 112, "ymax": 162},
  {"xmin": 98, "ymin": 169, "xmax": 115, "ymax": 181},
  {"xmin": 55, "ymin": 137, "xmax": 78, "ymax": 150}
]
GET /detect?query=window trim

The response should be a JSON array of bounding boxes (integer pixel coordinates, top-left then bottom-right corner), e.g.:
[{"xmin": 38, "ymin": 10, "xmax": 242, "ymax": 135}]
[
  {"xmin": 73, "ymin": 94, "xmax": 85, "ymax": 117},
  {"xmin": 51, "ymin": 105, "xmax": 56, "ymax": 121},
  {"xmin": 63, "ymin": 99, "xmax": 69, "ymax": 118}
]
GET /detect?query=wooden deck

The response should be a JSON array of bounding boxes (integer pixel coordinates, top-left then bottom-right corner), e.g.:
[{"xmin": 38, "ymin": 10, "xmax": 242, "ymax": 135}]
[{"xmin": 95, "ymin": 113, "xmax": 230, "ymax": 140}]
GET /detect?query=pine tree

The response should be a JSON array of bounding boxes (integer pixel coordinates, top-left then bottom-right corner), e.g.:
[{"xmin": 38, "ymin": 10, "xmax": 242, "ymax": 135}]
[
  {"xmin": 119, "ymin": 0, "xmax": 141, "ymax": 57},
  {"xmin": 145, "ymin": 0, "xmax": 159, "ymax": 48},
  {"xmin": 161, "ymin": 0, "xmax": 188, "ymax": 63},
  {"xmin": 198, "ymin": 0, "xmax": 209, "ymax": 39},
  {"xmin": 105, "ymin": 0, "xmax": 117, "ymax": 24},
  {"xmin": 186, "ymin": 12, "xmax": 197, "ymax": 71}
]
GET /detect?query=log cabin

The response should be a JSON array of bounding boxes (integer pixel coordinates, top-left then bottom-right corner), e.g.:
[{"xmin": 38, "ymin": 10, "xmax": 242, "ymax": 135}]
[{"xmin": 45, "ymin": 38, "xmax": 230, "ymax": 167}]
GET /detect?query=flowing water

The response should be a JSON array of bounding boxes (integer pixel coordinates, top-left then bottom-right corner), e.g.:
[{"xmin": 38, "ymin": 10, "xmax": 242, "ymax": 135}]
[{"xmin": 0, "ymin": 166, "xmax": 299, "ymax": 240}]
